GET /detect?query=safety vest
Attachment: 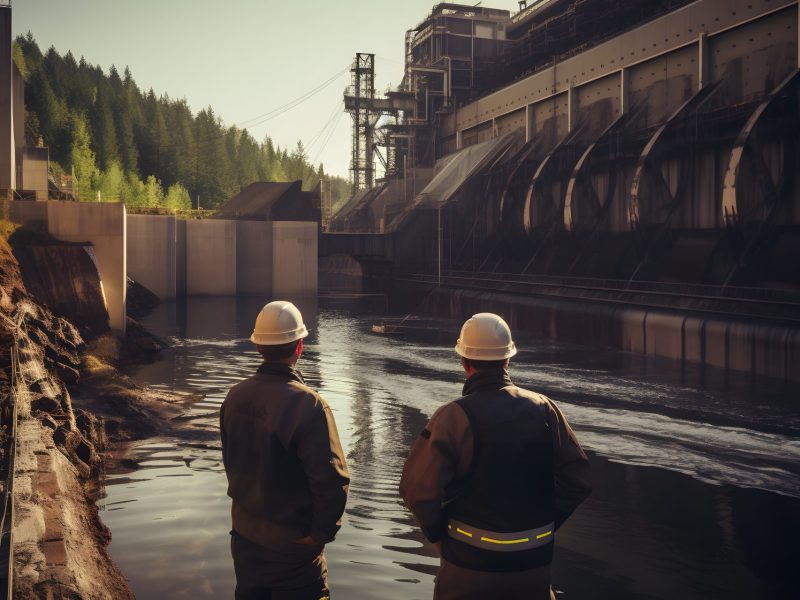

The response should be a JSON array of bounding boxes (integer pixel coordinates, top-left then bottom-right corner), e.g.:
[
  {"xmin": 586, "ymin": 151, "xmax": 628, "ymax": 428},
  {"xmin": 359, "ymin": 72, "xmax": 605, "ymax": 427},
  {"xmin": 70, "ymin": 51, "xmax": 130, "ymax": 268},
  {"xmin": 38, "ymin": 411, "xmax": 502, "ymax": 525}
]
[{"xmin": 443, "ymin": 370, "xmax": 555, "ymax": 572}]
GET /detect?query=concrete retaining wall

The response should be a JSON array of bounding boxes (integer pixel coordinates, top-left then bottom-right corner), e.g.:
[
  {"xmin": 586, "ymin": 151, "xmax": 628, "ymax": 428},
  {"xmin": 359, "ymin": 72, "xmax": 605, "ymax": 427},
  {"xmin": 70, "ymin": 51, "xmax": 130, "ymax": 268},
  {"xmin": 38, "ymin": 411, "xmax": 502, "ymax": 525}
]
[
  {"xmin": 185, "ymin": 219, "xmax": 238, "ymax": 296},
  {"xmin": 46, "ymin": 202, "xmax": 127, "ymax": 332},
  {"xmin": 410, "ymin": 285, "xmax": 800, "ymax": 382},
  {"xmin": 272, "ymin": 222, "xmax": 317, "ymax": 297},
  {"xmin": 176, "ymin": 220, "xmax": 187, "ymax": 297},
  {"xmin": 127, "ymin": 215, "xmax": 177, "ymax": 299},
  {"xmin": 180, "ymin": 220, "xmax": 314, "ymax": 297},
  {"xmin": 10, "ymin": 200, "xmax": 127, "ymax": 332},
  {"xmin": 236, "ymin": 221, "xmax": 272, "ymax": 297},
  {"xmin": 10, "ymin": 200, "xmax": 317, "ymax": 327}
]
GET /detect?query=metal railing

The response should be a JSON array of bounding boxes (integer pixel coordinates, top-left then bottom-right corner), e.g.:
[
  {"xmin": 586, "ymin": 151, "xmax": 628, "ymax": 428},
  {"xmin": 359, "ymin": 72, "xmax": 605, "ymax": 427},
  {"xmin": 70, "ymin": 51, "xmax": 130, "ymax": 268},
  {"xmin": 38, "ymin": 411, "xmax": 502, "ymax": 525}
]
[
  {"xmin": 125, "ymin": 206, "xmax": 218, "ymax": 219},
  {"xmin": 396, "ymin": 270, "xmax": 800, "ymax": 325},
  {"xmin": 441, "ymin": 270, "xmax": 800, "ymax": 303}
]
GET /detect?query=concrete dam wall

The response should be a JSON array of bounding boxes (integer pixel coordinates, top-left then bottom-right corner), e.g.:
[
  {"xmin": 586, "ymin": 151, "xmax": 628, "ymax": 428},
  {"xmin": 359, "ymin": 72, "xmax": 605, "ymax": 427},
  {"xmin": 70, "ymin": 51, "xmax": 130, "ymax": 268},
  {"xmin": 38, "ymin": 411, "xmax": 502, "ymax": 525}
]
[
  {"xmin": 128, "ymin": 216, "xmax": 317, "ymax": 299},
  {"xmin": 10, "ymin": 201, "xmax": 318, "ymax": 332},
  {"xmin": 10, "ymin": 200, "xmax": 127, "ymax": 331}
]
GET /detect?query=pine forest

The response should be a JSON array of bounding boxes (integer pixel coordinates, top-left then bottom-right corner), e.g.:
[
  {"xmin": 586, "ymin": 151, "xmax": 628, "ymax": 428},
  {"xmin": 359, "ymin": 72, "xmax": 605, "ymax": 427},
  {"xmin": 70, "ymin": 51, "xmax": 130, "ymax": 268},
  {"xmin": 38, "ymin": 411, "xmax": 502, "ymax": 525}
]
[{"xmin": 12, "ymin": 33, "xmax": 350, "ymax": 211}]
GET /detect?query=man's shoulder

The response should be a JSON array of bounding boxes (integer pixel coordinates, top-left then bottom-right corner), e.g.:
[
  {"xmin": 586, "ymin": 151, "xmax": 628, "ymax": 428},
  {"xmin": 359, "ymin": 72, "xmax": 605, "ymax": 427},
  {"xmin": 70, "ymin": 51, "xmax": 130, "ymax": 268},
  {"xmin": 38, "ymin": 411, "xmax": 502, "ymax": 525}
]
[
  {"xmin": 283, "ymin": 380, "xmax": 330, "ymax": 415},
  {"xmin": 224, "ymin": 373, "xmax": 318, "ymax": 401},
  {"xmin": 511, "ymin": 384, "xmax": 551, "ymax": 405},
  {"xmin": 224, "ymin": 374, "xmax": 259, "ymax": 401},
  {"xmin": 429, "ymin": 398, "xmax": 469, "ymax": 426}
]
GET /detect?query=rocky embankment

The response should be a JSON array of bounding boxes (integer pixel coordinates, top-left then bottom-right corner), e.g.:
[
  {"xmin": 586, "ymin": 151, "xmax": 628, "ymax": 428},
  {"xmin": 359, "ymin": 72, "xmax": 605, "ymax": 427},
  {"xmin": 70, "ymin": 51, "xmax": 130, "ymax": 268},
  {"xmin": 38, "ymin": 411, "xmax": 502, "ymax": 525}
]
[{"xmin": 0, "ymin": 223, "xmax": 186, "ymax": 599}]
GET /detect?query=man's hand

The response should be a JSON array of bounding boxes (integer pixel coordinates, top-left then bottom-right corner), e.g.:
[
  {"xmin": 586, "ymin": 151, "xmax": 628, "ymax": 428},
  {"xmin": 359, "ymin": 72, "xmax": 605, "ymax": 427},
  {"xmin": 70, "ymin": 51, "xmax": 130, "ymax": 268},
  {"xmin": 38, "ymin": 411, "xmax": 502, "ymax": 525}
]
[{"xmin": 294, "ymin": 535, "xmax": 319, "ymax": 546}]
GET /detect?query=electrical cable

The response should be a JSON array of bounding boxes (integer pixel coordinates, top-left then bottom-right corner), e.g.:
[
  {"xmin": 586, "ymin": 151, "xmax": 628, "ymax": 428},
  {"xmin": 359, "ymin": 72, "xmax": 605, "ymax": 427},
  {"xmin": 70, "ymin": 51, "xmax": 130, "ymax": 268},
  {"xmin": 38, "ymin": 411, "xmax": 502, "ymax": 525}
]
[
  {"xmin": 310, "ymin": 110, "xmax": 345, "ymax": 167},
  {"xmin": 153, "ymin": 64, "xmax": 351, "ymax": 151},
  {"xmin": 304, "ymin": 96, "xmax": 345, "ymax": 156},
  {"xmin": 234, "ymin": 65, "xmax": 351, "ymax": 130}
]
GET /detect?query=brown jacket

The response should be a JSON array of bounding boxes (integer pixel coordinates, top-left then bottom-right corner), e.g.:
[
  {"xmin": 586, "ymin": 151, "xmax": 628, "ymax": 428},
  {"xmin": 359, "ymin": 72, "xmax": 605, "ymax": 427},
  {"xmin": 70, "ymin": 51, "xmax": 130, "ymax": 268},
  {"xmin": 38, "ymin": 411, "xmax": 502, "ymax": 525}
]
[
  {"xmin": 220, "ymin": 362, "xmax": 349, "ymax": 548},
  {"xmin": 400, "ymin": 369, "xmax": 591, "ymax": 544}
]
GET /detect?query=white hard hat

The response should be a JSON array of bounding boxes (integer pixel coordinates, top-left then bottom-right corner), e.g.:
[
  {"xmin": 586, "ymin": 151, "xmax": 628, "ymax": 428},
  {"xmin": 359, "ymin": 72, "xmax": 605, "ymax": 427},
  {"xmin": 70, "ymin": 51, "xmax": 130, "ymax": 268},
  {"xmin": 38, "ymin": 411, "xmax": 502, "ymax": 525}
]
[
  {"xmin": 455, "ymin": 313, "xmax": 517, "ymax": 360},
  {"xmin": 250, "ymin": 301, "xmax": 309, "ymax": 345}
]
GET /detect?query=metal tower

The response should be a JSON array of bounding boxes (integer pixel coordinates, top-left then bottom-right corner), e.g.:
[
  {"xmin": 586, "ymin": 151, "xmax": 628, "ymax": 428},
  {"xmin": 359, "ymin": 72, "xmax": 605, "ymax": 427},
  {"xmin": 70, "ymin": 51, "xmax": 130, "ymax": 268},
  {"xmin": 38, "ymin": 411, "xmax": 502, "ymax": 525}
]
[{"xmin": 347, "ymin": 53, "xmax": 375, "ymax": 195}]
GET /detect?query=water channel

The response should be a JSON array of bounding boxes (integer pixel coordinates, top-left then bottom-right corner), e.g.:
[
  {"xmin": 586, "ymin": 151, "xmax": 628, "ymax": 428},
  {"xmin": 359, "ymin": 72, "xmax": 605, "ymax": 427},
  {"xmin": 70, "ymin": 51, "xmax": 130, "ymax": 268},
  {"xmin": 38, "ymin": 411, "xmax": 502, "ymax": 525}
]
[{"xmin": 100, "ymin": 296, "xmax": 800, "ymax": 599}]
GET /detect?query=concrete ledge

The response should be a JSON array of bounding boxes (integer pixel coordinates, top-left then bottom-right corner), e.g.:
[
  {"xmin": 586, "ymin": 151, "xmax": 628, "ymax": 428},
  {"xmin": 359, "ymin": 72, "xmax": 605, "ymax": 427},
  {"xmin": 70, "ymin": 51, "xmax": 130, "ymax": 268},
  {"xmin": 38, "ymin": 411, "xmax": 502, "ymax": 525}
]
[
  {"xmin": 272, "ymin": 221, "xmax": 317, "ymax": 297},
  {"xmin": 10, "ymin": 200, "xmax": 127, "ymax": 332},
  {"xmin": 127, "ymin": 214, "xmax": 177, "ymax": 299},
  {"xmin": 412, "ymin": 284, "xmax": 800, "ymax": 382}
]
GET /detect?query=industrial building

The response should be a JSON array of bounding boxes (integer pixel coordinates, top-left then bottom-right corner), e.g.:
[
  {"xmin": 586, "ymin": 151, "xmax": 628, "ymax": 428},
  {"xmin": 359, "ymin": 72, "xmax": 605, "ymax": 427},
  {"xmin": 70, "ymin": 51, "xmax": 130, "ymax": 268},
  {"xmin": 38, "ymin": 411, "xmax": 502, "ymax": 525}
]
[
  {"xmin": 0, "ymin": 1, "xmax": 68, "ymax": 203},
  {"xmin": 216, "ymin": 181, "xmax": 321, "ymax": 222},
  {"xmin": 332, "ymin": 0, "xmax": 800, "ymax": 290}
]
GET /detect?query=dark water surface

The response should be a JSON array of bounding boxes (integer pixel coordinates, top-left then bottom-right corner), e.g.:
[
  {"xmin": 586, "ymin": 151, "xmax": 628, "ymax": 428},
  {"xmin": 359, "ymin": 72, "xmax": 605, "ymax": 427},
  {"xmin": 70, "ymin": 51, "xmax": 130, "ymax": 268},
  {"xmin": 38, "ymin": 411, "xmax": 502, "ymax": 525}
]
[{"xmin": 101, "ymin": 297, "xmax": 800, "ymax": 599}]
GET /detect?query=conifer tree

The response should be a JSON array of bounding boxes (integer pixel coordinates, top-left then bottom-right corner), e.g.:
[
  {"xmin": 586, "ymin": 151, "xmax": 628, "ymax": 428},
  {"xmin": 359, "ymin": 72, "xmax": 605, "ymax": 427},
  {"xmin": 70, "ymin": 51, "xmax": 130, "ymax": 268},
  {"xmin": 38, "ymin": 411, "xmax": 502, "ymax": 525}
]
[
  {"xmin": 70, "ymin": 113, "xmax": 100, "ymax": 200},
  {"xmin": 14, "ymin": 35, "xmax": 352, "ymax": 209}
]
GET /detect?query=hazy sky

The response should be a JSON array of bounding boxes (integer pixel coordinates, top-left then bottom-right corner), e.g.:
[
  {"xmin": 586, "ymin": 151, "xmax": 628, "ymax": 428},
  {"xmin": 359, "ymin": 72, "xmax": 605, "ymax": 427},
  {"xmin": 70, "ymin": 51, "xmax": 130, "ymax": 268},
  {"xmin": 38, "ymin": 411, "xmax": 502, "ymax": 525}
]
[{"xmin": 12, "ymin": 0, "xmax": 519, "ymax": 178}]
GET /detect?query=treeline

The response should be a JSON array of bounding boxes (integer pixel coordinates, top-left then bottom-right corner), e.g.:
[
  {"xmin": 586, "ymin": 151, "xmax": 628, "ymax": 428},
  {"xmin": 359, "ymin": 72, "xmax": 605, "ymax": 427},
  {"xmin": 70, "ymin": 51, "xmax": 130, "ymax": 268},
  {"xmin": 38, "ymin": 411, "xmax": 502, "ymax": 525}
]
[{"xmin": 12, "ymin": 34, "xmax": 350, "ymax": 210}]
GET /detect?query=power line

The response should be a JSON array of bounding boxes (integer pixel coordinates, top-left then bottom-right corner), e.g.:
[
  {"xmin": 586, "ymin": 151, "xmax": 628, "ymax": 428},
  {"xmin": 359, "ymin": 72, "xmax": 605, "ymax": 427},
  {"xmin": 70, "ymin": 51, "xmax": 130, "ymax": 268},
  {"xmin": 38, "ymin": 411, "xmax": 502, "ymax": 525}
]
[
  {"xmin": 305, "ymin": 97, "xmax": 345, "ymax": 156},
  {"xmin": 154, "ymin": 64, "xmax": 351, "ymax": 152},
  {"xmin": 311, "ymin": 110, "xmax": 345, "ymax": 167},
  {"xmin": 235, "ymin": 65, "xmax": 351, "ymax": 129}
]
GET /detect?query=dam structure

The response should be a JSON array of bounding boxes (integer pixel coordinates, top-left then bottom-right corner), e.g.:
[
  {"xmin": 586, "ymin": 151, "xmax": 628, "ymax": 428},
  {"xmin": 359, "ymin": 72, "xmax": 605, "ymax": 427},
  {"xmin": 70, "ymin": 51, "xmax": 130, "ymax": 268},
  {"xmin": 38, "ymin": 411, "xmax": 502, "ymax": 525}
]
[
  {"xmin": 1, "ymin": 1, "xmax": 318, "ymax": 340},
  {"xmin": 324, "ymin": 0, "xmax": 800, "ymax": 381}
]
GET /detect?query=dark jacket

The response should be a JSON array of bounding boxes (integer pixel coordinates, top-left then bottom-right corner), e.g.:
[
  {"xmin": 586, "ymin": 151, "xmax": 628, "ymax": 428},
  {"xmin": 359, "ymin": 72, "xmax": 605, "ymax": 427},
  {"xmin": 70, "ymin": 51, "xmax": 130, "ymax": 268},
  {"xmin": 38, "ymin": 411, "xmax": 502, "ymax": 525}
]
[
  {"xmin": 400, "ymin": 368, "xmax": 591, "ymax": 564},
  {"xmin": 220, "ymin": 363, "xmax": 350, "ymax": 547}
]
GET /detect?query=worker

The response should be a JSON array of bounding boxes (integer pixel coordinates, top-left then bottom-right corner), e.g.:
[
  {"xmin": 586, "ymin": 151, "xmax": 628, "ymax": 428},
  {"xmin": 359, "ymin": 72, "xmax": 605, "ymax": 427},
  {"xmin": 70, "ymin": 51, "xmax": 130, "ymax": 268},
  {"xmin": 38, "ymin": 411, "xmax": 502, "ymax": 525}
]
[
  {"xmin": 400, "ymin": 313, "xmax": 591, "ymax": 599},
  {"xmin": 220, "ymin": 301, "xmax": 350, "ymax": 600}
]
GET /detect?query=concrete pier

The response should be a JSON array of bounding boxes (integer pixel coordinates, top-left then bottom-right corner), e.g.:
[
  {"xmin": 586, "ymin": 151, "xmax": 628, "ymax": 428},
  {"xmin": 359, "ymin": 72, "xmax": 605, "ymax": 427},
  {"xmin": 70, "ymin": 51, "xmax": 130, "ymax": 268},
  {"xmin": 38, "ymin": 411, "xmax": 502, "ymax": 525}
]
[
  {"xmin": 129, "ymin": 216, "xmax": 317, "ymax": 298},
  {"xmin": 185, "ymin": 220, "xmax": 238, "ymax": 296},
  {"xmin": 10, "ymin": 200, "xmax": 127, "ymax": 332},
  {"xmin": 236, "ymin": 220, "xmax": 273, "ymax": 297},
  {"xmin": 272, "ymin": 222, "xmax": 317, "ymax": 297},
  {"xmin": 127, "ymin": 215, "xmax": 177, "ymax": 299}
]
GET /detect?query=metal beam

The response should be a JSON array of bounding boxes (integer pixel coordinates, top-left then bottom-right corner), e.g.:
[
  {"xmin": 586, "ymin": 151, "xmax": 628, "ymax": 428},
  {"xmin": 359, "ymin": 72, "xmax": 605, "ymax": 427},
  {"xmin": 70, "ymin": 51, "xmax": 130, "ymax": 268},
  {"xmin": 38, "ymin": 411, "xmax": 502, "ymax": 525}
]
[
  {"xmin": 629, "ymin": 81, "xmax": 722, "ymax": 227},
  {"xmin": 721, "ymin": 69, "xmax": 800, "ymax": 224},
  {"xmin": 698, "ymin": 32, "xmax": 709, "ymax": 89},
  {"xmin": 564, "ymin": 111, "xmax": 631, "ymax": 231}
]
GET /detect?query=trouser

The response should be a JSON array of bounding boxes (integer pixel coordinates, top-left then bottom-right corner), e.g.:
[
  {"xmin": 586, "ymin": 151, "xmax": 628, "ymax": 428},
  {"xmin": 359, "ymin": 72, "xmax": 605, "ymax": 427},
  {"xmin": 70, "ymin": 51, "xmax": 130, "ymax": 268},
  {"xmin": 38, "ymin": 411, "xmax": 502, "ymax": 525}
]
[
  {"xmin": 231, "ymin": 530, "xmax": 329, "ymax": 600},
  {"xmin": 434, "ymin": 559, "xmax": 555, "ymax": 600}
]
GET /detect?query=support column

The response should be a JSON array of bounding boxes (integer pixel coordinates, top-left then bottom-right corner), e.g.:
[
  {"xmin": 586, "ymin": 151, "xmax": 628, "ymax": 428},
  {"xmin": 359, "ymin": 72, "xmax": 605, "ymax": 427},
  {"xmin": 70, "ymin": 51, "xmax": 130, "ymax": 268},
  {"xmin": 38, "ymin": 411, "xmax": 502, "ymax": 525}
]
[
  {"xmin": 698, "ymin": 32, "xmax": 710, "ymax": 89},
  {"xmin": 620, "ymin": 68, "xmax": 630, "ymax": 114},
  {"xmin": 0, "ymin": 5, "xmax": 16, "ymax": 191},
  {"xmin": 525, "ymin": 104, "xmax": 532, "ymax": 142},
  {"xmin": 567, "ymin": 84, "xmax": 576, "ymax": 132},
  {"xmin": 456, "ymin": 129, "xmax": 462, "ymax": 150}
]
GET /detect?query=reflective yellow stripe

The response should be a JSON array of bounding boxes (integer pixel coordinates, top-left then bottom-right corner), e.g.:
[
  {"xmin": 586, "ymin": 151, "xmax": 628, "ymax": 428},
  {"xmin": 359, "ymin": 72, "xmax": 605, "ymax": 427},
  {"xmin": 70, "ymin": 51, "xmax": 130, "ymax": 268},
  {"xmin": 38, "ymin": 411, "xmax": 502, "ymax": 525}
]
[
  {"xmin": 456, "ymin": 527, "xmax": 473, "ymax": 538},
  {"xmin": 480, "ymin": 536, "xmax": 530, "ymax": 545},
  {"xmin": 446, "ymin": 519, "xmax": 555, "ymax": 552}
]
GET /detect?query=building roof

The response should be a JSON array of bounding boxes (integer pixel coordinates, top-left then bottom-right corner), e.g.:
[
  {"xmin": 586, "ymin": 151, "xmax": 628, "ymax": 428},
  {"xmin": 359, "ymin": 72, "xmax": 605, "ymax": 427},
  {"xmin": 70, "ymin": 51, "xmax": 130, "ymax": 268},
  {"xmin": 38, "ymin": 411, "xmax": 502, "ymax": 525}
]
[{"xmin": 217, "ymin": 181, "xmax": 320, "ymax": 221}]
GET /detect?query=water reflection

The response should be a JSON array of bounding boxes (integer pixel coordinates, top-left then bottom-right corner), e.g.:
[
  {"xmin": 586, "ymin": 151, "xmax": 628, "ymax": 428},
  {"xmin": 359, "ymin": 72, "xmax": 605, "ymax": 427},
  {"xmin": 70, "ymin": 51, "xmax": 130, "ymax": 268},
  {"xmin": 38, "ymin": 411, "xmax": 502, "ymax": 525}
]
[{"xmin": 101, "ymin": 296, "xmax": 800, "ymax": 599}]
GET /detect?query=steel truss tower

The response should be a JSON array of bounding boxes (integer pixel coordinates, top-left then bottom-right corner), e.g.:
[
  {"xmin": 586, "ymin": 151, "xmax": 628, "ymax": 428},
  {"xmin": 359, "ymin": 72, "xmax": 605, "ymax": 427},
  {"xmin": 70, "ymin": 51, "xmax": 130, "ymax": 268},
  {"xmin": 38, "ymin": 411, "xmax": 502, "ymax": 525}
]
[{"xmin": 347, "ymin": 53, "xmax": 375, "ymax": 195}]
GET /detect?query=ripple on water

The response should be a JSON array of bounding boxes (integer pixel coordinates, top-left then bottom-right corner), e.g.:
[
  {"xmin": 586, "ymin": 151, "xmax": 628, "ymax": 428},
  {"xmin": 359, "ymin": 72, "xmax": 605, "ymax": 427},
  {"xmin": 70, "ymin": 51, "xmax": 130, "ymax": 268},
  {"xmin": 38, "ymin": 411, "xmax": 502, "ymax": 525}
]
[{"xmin": 99, "ymin": 300, "xmax": 800, "ymax": 600}]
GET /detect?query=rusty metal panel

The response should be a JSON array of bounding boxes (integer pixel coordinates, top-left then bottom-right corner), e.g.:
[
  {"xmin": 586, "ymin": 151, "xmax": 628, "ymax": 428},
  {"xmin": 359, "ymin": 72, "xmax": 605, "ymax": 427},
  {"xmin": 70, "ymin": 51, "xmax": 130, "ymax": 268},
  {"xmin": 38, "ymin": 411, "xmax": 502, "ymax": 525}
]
[
  {"xmin": 530, "ymin": 95, "xmax": 568, "ymax": 148},
  {"xmin": 453, "ymin": 0, "xmax": 795, "ymax": 134},
  {"xmin": 495, "ymin": 107, "xmax": 526, "ymax": 136},
  {"xmin": 627, "ymin": 43, "xmax": 697, "ymax": 128},
  {"xmin": 710, "ymin": 7, "xmax": 797, "ymax": 102}
]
